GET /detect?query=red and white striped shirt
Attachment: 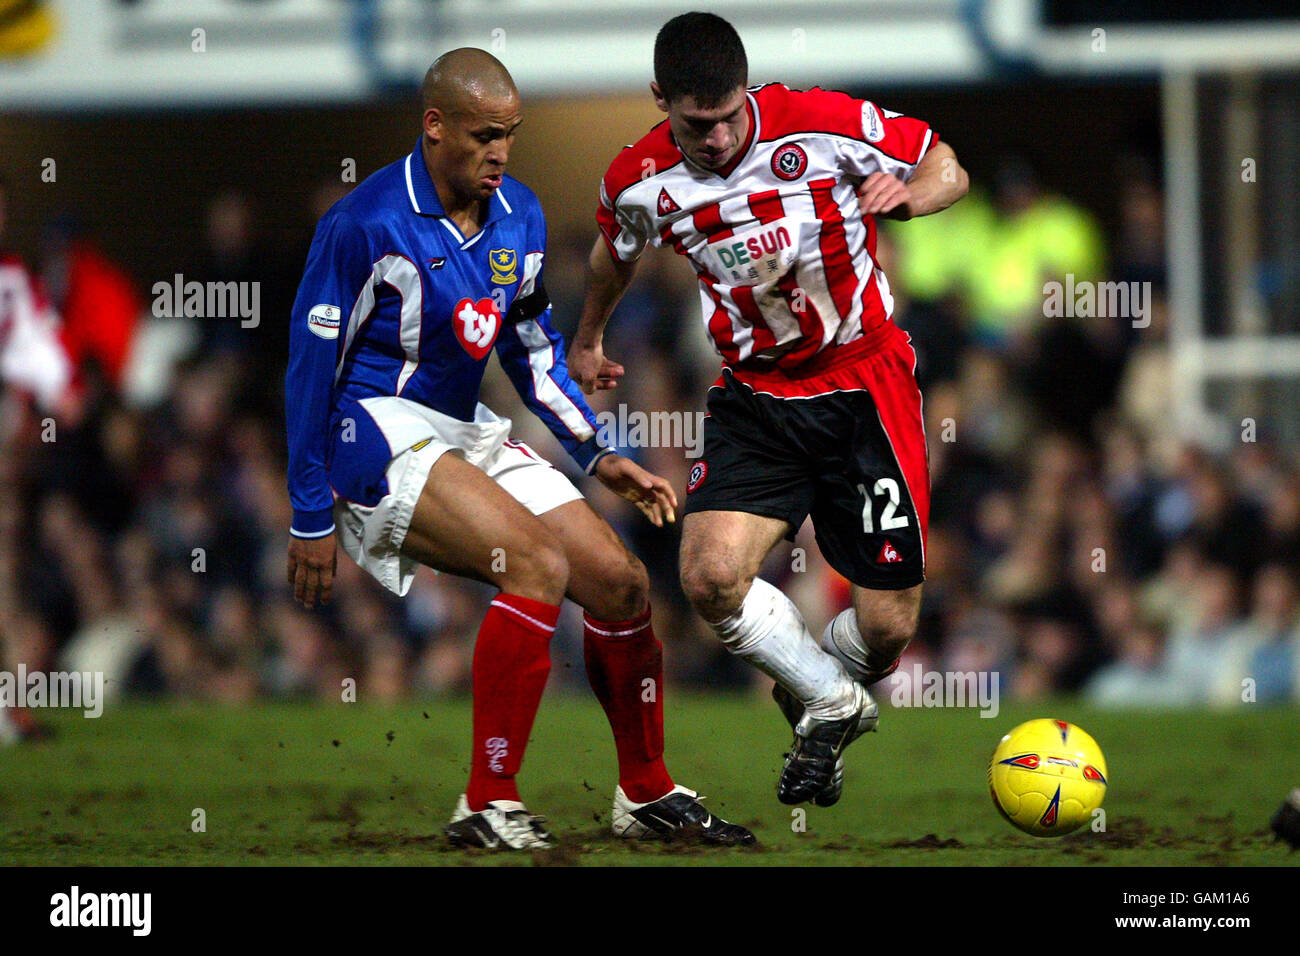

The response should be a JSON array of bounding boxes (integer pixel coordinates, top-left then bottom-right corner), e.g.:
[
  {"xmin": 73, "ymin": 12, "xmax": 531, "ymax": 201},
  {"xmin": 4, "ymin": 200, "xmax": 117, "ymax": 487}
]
[{"xmin": 597, "ymin": 83, "xmax": 936, "ymax": 384}]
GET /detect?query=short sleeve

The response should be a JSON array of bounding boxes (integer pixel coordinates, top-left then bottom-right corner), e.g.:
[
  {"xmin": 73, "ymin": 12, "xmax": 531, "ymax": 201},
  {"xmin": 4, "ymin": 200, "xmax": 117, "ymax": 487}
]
[
  {"xmin": 595, "ymin": 176, "xmax": 652, "ymax": 263},
  {"xmin": 792, "ymin": 87, "xmax": 938, "ymax": 182}
]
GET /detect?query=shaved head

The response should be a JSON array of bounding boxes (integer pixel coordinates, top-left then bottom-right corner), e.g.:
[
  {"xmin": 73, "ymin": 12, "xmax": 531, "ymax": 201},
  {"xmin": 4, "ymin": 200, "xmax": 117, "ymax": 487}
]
[
  {"xmin": 419, "ymin": 47, "xmax": 523, "ymax": 214},
  {"xmin": 421, "ymin": 47, "xmax": 518, "ymax": 115}
]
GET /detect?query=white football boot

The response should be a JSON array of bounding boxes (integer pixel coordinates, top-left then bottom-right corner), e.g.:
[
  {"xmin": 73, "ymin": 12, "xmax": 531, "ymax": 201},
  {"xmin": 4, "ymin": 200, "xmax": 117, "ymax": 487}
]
[
  {"xmin": 445, "ymin": 794, "xmax": 553, "ymax": 850},
  {"xmin": 611, "ymin": 784, "xmax": 756, "ymax": 846}
]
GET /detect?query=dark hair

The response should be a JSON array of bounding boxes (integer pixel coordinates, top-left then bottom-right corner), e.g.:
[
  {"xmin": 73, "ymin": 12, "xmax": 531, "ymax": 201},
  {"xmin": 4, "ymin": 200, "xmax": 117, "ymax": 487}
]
[{"xmin": 653, "ymin": 12, "xmax": 747, "ymax": 107}]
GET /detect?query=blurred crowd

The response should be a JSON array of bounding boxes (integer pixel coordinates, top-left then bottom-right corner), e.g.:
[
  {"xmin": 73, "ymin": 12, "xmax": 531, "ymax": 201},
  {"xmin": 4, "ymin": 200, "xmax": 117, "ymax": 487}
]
[{"xmin": 0, "ymin": 152, "xmax": 1296, "ymax": 720}]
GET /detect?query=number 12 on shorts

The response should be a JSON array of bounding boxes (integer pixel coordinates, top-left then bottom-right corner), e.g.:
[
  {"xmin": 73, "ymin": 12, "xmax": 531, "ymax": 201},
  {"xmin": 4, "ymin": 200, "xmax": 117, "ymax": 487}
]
[{"xmin": 858, "ymin": 479, "xmax": 909, "ymax": 534}]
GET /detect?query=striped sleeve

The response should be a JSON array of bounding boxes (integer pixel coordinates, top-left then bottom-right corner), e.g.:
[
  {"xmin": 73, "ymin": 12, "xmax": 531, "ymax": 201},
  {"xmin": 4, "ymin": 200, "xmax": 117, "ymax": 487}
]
[
  {"xmin": 784, "ymin": 87, "xmax": 937, "ymax": 182},
  {"xmin": 845, "ymin": 96, "xmax": 936, "ymax": 182},
  {"xmin": 596, "ymin": 174, "xmax": 652, "ymax": 263}
]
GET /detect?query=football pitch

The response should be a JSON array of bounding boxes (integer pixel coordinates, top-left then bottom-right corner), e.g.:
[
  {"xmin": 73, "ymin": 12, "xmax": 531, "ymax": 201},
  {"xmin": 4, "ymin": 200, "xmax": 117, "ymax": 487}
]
[{"xmin": 0, "ymin": 695, "xmax": 1293, "ymax": 867}]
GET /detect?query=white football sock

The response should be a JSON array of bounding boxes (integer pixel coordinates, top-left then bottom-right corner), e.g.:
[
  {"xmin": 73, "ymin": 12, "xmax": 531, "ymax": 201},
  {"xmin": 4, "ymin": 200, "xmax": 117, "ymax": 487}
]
[
  {"xmin": 709, "ymin": 578, "xmax": 858, "ymax": 720},
  {"xmin": 820, "ymin": 608, "xmax": 873, "ymax": 681}
]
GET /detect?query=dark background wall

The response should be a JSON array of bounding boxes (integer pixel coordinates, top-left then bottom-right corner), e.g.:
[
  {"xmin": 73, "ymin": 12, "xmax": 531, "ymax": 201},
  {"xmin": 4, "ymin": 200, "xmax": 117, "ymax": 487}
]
[{"xmin": 0, "ymin": 79, "xmax": 1158, "ymax": 285}]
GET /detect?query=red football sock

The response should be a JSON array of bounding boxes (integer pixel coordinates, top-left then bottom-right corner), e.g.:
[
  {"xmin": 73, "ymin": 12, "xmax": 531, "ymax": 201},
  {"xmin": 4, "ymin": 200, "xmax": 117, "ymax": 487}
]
[
  {"xmin": 465, "ymin": 593, "xmax": 560, "ymax": 811},
  {"xmin": 584, "ymin": 605, "xmax": 675, "ymax": 804}
]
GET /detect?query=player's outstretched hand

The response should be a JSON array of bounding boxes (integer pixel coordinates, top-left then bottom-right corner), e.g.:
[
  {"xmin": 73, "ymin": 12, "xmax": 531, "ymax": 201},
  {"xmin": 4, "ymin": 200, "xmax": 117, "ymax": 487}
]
[
  {"xmin": 594, "ymin": 454, "xmax": 678, "ymax": 527},
  {"xmin": 287, "ymin": 532, "xmax": 337, "ymax": 610},
  {"xmin": 857, "ymin": 172, "xmax": 915, "ymax": 220},
  {"xmin": 569, "ymin": 338, "xmax": 624, "ymax": 394}
]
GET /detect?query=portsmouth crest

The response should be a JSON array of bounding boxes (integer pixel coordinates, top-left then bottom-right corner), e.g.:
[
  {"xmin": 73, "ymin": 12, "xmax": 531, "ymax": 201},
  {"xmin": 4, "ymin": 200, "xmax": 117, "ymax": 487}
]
[{"xmin": 489, "ymin": 248, "xmax": 518, "ymax": 285}]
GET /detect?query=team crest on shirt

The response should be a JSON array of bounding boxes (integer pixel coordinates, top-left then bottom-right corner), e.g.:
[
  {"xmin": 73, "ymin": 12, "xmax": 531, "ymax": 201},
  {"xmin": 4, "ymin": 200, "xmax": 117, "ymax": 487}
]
[
  {"xmin": 770, "ymin": 143, "xmax": 808, "ymax": 181},
  {"xmin": 687, "ymin": 461, "xmax": 708, "ymax": 493},
  {"xmin": 489, "ymin": 248, "xmax": 518, "ymax": 285},
  {"xmin": 453, "ymin": 297, "xmax": 501, "ymax": 360}
]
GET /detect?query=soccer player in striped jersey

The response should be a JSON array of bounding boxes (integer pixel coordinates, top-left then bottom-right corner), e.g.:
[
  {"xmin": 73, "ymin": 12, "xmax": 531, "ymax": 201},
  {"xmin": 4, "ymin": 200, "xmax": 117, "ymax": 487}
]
[
  {"xmin": 0, "ymin": 171, "xmax": 66, "ymax": 745},
  {"xmin": 285, "ymin": 49, "xmax": 753, "ymax": 849},
  {"xmin": 571, "ymin": 13, "xmax": 969, "ymax": 807}
]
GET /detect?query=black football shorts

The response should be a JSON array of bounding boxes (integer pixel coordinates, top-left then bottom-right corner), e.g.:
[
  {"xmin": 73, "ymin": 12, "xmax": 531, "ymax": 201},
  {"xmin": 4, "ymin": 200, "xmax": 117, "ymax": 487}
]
[{"xmin": 682, "ymin": 334, "xmax": 930, "ymax": 591}]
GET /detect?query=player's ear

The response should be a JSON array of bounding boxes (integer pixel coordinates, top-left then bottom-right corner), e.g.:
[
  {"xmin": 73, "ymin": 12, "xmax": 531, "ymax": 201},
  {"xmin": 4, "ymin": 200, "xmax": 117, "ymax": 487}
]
[
  {"xmin": 423, "ymin": 107, "xmax": 444, "ymax": 144},
  {"xmin": 650, "ymin": 81, "xmax": 668, "ymax": 113}
]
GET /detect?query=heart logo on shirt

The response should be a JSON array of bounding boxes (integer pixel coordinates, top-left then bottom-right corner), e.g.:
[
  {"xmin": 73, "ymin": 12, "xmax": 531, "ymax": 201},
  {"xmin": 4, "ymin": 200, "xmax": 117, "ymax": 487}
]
[{"xmin": 453, "ymin": 297, "xmax": 501, "ymax": 360}]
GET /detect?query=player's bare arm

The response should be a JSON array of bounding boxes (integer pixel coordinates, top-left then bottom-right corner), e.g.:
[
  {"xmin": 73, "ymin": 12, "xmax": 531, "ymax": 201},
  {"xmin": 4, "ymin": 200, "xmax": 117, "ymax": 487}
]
[
  {"xmin": 570, "ymin": 238, "xmax": 637, "ymax": 393},
  {"xmin": 857, "ymin": 140, "xmax": 968, "ymax": 221}
]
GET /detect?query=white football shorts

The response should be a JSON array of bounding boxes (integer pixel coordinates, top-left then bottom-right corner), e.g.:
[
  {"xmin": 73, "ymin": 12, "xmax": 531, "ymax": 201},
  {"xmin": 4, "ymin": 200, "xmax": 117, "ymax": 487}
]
[{"xmin": 332, "ymin": 396, "xmax": 583, "ymax": 596}]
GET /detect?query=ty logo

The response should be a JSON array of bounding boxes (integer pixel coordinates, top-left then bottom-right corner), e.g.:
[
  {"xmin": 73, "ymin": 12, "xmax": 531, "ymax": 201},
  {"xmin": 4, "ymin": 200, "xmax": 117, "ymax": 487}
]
[{"xmin": 453, "ymin": 297, "xmax": 501, "ymax": 360}]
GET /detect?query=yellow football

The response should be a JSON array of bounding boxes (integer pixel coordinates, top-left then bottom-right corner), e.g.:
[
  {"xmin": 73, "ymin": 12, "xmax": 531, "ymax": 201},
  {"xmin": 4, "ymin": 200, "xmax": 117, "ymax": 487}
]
[{"xmin": 988, "ymin": 719, "xmax": 1108, "ymax": 837}]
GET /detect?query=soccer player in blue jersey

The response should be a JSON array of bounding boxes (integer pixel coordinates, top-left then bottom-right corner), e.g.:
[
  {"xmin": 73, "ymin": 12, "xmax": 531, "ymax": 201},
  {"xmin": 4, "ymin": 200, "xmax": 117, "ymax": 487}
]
[{"xmin": 284, "ymin": 49, "xmax": 753, "ymax": 850}]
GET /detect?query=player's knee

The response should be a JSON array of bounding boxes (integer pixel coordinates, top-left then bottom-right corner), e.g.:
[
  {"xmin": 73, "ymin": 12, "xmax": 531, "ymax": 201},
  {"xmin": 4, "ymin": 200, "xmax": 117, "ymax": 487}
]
[
  {"xmin": 680, "ymin": 557, "xmax": 748, "ymax": 623},
  {"xmin": 594, "ymin": 551, "xmax": 650, "ymax": 621},
  {"xmin": 502, "ymin": 537, "xmax": 569, "ymax": 605},
  {"xmin": 614, "ymin": 553, "xmax": 651, "ymax": 619}
]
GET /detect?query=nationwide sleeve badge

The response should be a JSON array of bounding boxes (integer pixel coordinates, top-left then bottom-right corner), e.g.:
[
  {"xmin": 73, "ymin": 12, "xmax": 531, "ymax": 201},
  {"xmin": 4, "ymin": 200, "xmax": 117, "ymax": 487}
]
[{"xmin": 489, "ymin": 248, "xmax": 518, "ymax": 285}]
